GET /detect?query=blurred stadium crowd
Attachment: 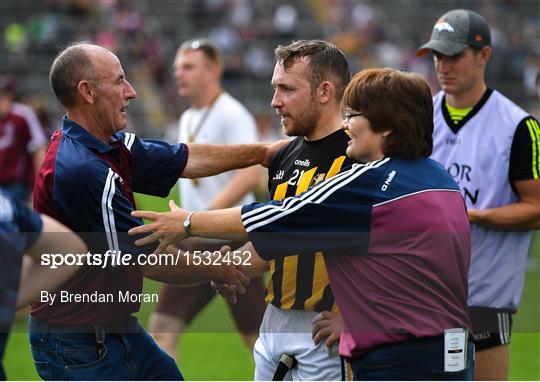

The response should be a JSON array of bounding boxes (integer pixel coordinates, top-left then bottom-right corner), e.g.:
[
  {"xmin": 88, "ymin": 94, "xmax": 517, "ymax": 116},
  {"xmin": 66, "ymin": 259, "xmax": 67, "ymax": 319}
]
[{"xmin": 1, "ymin": 0, "xmax": 539, "ymax": 139}]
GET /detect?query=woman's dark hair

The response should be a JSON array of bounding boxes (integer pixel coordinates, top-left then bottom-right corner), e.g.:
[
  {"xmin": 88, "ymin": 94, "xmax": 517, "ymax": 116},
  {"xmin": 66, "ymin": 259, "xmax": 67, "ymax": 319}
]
[{"xmin": 343, "ymin": 68, "xmax": 434, "ymax": 159}]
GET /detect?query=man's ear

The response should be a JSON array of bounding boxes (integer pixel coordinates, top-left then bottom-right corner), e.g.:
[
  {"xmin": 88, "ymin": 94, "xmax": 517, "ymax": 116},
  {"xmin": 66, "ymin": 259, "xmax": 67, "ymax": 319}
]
[
  {"xmin": 318, "ymin": 81, "xmax": 335, "ymax": 104},
  {"xmin": 478, "ymin": 46, "xmax": 492, "ymax": 68},
  {"xmin": 77, "ymin": 80, "xmax": 96, "ymax": 104},
  {"xmin": 209, "ymin": 62, "xmax": 222, "ymax": 80}
]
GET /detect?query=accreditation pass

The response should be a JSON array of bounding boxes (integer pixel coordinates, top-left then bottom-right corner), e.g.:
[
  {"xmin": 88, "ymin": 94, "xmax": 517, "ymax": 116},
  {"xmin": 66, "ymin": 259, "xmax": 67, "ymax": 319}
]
[{"xmin": 444, "ymin": 328, "xmax": 468, "ymax": 372}]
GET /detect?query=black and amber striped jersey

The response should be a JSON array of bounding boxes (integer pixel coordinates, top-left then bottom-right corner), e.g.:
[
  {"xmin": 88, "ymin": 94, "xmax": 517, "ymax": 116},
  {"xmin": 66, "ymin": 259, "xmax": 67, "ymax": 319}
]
[{"xmin": 265, "ymin": 129, "xmax": 356, "ymax": 312}]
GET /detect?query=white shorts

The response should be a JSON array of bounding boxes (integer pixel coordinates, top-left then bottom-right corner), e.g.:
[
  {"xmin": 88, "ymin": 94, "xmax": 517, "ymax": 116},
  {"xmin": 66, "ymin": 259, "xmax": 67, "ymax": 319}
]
[{"xmin": 254, "ymin": 304, "xmax": 349, "ymax": 381}]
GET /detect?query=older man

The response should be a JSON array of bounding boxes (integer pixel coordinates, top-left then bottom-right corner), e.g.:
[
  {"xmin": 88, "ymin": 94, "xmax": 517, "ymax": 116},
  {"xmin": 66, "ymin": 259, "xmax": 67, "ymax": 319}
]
[{"xmin": 30, "ymin": 42, "xmax": 278, "ymax": 380}]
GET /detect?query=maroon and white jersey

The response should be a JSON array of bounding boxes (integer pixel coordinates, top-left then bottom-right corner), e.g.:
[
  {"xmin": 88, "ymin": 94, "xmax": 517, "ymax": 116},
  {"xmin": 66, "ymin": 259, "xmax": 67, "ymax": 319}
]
[{"xmin": 0, "ymin": 103, "xmax": 46, "ymax": 185}]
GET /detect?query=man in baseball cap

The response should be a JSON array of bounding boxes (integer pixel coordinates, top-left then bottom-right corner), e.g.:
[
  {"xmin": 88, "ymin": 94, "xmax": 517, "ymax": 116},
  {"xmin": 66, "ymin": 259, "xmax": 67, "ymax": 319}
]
[
  {"xmin": 416, "ymin": 9, "xmax": 491, "ymax": 57},
  {"xmin": 417, "ymin": 8, "xmax": 540, "ymax": 381},
  {"xmin": 416, "ymin": 9, "xmax": 540, "ymax": 380}
]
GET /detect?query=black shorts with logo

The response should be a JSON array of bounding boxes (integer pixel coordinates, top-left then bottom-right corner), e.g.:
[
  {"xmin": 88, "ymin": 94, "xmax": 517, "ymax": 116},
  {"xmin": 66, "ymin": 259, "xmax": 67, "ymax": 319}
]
[{"xmin": 469, "ymin": 306, "xmax": 515, "ymax": 350}]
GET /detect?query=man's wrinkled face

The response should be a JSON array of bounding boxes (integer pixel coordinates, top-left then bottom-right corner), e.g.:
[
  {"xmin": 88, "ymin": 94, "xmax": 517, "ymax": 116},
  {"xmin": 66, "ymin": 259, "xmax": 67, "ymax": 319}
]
[{"xmin": 91, "ymin": 49, "xmax": 137, "ymax": 135}]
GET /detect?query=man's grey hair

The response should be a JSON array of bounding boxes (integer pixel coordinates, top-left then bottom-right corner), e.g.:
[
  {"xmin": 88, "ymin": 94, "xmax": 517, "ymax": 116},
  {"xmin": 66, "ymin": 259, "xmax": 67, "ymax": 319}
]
[{"xmin": 49, "ymin": 42, "xmax": 101, "ymax": 107}]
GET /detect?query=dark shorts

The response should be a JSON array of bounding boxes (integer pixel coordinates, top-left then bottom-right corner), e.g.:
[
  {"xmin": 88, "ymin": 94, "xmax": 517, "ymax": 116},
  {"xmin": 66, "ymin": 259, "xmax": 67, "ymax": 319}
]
[
  {"xmin": 469, "ymin": 306, "xmax": 515, "ymax": 351},
  {"xmin": 155, "ymin": 276, "xmax": 266, "ymax": 334}
]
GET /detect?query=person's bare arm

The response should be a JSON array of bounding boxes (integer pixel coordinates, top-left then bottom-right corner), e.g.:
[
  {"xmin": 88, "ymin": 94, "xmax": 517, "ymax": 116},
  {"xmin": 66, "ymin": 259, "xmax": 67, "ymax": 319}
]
[
  {"xmin": 138, "ymin": 245, "xmax": 249, "ymax": 292},
  {"xmin": 25, "ymin": 215, "xmax": 86, "ymax": 260},
  {"xmin": 130, "ymin": 202, "xmax": 247, "ymax": 251},
  {"xmin": 468, "ymin": 179, "xmax": 540, "ymax": 230},
  {"xmin": 236, "ymin": 242, "xmax": 268, "ymax": 277},
  {"xmin": 16, "ymin": 215, "xmax": 87, "ymax": 308},
  {"xmin": 207, "ymin": 166, "xmax": 261, "ymax": 210},
  {"xmin": 182, "ymin": 140, "xmax": 287, "ymax": 179}
]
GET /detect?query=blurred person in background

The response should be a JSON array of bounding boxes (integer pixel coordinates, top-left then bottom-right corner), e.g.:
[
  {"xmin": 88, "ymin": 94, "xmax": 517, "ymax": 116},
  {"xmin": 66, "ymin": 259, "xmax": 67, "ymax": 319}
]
[
  {"xmin": 148, "ymin": 38, "xmax": 265, "ymax": 359},
  {"xmin": 417, "ymin": 9, "xmax": 540, "ymax": 380},
  {"xmin": 0, "ymin": 76, "xmax": 47, "ymax": 202},
  {"xmin": 149, "ymin": 39, "xmax": 264, "ymax": 358}
]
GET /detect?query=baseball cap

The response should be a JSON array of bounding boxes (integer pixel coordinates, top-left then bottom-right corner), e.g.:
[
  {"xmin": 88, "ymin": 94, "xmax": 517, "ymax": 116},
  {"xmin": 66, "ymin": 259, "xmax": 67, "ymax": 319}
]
[{"xmin": 416, "ymin": 9, "xmax": 491, "ymax": 57}]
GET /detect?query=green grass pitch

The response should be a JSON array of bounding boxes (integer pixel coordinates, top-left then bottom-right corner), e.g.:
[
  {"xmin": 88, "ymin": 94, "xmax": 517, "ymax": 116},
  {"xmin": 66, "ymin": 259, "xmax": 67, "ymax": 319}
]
[{"xmin": 4, "ymin": 192, "xmax": 539, "ymax": 380}]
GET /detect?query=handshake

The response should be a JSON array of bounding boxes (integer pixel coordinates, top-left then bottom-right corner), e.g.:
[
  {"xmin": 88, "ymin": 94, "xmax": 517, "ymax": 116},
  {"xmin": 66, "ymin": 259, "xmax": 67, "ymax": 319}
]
[
  {"xmin": 128, "ymin": 199, "xmax": 259, "ymax": 297},
  {"xmin": 207, "ymin": 245, "xmax": 251, "ymax": 304}
]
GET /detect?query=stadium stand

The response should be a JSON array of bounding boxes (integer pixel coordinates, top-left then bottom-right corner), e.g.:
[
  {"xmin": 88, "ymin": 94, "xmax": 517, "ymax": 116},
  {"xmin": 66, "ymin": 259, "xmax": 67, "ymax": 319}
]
[{"xmin": 1, "ymin": 0, "xmax": 538, "ymax": 138}]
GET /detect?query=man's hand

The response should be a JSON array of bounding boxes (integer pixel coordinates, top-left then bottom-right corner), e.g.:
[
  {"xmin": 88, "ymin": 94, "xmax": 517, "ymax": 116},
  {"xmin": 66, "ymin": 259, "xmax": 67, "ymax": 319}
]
[
  {"xmin": 210, "ymin": 245, "xmax": 249, "ymax": 303},
  {"xmin": 312, "ymin": 311, "xmax": 343, "ymax": 348},
  {"xmin": 129, "ymin": 200, "xmax": 189, "ymax": 252},
  {"xmin": 211, "ymin": 281, "xmax": 239, "ymax": 303},
  {"xmin": 263, "ymin": 139, "xmax": 289, "ymax": 168}
]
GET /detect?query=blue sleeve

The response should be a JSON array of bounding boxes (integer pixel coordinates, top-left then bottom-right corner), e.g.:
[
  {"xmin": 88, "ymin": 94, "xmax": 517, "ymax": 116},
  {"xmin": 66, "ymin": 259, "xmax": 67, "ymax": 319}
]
[
  {"xmin": 241, "ymin": 164, "xmax": 375, "ymax": 261},
  {"xmin": 121, "ymin": 133, "xmax": 188, "ymax": 196},
  {"xmin": 10, "ymin": 192, "xmax": 43, "ymax": 251},
  {"xmin": 16, "ymin": 203, "xmax": 43, "ymax": 251},
  {"xmin": 0, "ymin": 189, "xmax": 42, "ymax": 254},
  {"xmin": 54, "ymin": 156, "xmax": 155, "ymax": 258}
]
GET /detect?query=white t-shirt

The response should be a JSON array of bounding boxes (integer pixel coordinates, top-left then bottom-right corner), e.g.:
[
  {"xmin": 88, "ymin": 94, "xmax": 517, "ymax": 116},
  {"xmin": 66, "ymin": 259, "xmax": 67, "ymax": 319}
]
[{"xmin": 178, "ymin": 92, "xmax": 257, "ymax": 210}]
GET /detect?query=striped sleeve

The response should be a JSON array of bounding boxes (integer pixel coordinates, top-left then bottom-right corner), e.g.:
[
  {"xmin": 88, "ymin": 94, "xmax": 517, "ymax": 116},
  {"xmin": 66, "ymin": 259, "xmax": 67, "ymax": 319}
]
[
  {"xmin": 54, "ymin": 158, "xmax": 153, "ymax": 259},
  {"xmin": 510, "ymin": 116, "xmax": 540, "ymax": 181},
  {"xmin": 240, "ymin": 159, "xmax": 389, "ymax": 261}
]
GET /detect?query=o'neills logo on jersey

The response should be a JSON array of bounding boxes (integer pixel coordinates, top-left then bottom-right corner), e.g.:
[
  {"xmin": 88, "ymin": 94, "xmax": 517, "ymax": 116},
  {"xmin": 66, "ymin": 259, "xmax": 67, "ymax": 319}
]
[
  {"xmin": 381, "ymin": 170, "xmax": 396, "ymax": 191},
  {"xmin": 294, "ymin": 159, "xmax": 311, "ymax": 167},
  {"xmin": 434, "ymin": 19, "xmax": 455, "ymax": 33}
]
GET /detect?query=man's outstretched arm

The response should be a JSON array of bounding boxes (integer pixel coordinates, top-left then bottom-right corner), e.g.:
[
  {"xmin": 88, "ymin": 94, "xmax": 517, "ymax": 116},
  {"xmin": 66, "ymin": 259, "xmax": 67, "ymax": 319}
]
[{"xmin": 182, "ymin": 140, "xmax": 287, "ymax": 179}]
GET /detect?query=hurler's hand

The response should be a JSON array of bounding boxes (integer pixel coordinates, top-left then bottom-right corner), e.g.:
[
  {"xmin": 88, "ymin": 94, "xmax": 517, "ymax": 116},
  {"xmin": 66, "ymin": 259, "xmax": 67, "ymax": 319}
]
[
  {"xmin": 312, "ymin": 311, "xmax": 343, "ymax": 348},
  {"xmin": 210, "ymin": 245, "xmax": 249, "ymax": 303}
]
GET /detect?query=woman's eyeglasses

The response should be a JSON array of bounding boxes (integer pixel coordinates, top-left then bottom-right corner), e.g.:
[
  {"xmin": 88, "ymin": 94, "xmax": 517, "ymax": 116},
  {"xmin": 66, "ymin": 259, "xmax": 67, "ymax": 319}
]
[{"xmin": 344, "ymin": 112, "xmax": 364, "ymax": 123}]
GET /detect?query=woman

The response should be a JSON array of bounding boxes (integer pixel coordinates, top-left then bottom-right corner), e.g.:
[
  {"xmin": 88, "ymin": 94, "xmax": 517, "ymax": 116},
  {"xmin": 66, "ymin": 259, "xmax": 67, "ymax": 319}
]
[{"xmin": 130, "ymin": 68, "xmax": 474, "ymax": 380}]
